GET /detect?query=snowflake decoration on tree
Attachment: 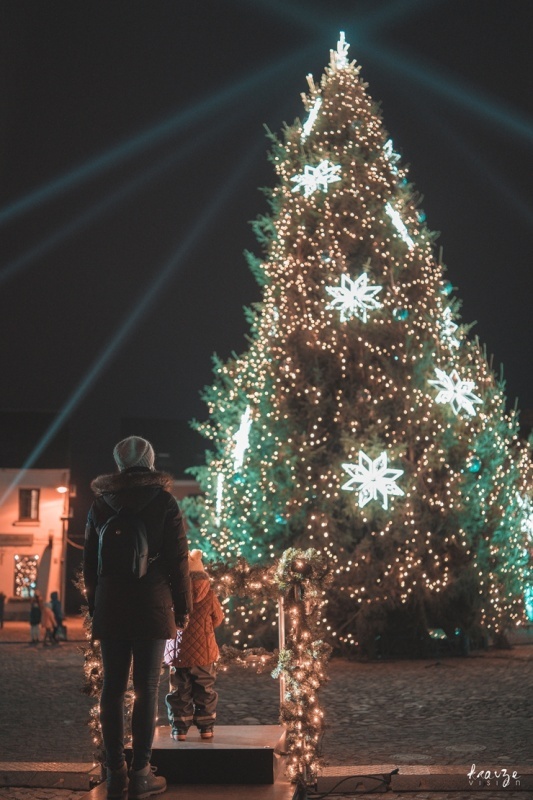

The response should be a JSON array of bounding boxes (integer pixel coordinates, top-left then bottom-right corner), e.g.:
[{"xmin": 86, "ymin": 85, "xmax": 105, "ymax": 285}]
[
  {"xmin": 429, "ymin": 368, "xmax": 482, "ymax": 416},
  {"xmin": 326, "ymin": 272, "xmax": 382, "ymax": 323},
  {"xmin": 440, "ymin": 307, "xmax": 460, "ymax": 348},
  {"xmin": 291, "ymin": 159, "xmax": 342, "ymax": 197},
  {"xmin": 383, "ymin": 139, "xmax": 401, "ymax": 174},
  {"xmin": 342, "ymin": 450, "xmax": 405, "ymax": 509}
]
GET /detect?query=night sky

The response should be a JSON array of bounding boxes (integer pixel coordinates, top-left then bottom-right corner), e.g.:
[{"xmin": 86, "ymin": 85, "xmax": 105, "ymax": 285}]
[{"xmin": 1, "ymin": 0, "xmax": 533, "ymax": 519}]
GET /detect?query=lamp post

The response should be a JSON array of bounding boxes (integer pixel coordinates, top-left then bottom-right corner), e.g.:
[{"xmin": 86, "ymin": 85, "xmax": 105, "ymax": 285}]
[{"xmin": 56, "ymin": 481, "xmax": 75, "ymax": 610}]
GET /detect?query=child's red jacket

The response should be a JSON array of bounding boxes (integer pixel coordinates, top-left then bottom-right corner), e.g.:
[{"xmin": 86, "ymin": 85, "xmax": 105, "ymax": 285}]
[{"xmin": 171, "ymin": 570, "xmax": 224, "ymax": 668}]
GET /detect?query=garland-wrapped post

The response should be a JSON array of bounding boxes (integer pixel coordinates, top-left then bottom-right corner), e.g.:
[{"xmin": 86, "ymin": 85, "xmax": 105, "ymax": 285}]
[
  {"xmin": 76, "ymin": 553, "xmax": 332, "ymax": 783},
  {"xmin": 272, "ymin": 548, "xmax": 333, "ymax": 784}
]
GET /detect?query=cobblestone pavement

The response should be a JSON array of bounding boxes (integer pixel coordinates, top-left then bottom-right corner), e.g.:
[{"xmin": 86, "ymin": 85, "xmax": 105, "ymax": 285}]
[{"xmin": 1, "ymin": 619, "xmax": 532, "ymax": 799}]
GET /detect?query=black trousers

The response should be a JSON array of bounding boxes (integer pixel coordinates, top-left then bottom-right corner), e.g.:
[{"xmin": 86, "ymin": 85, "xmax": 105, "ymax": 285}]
[{"xmin": 100, "ymin": 639, "xmax": 165, "ymax": 770}]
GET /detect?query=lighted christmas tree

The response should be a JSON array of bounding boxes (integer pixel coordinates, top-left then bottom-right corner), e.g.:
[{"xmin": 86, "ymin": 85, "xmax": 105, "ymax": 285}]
[{"xmin": 184, "ymin": 34, "xmax": 532, "ymax": 655}]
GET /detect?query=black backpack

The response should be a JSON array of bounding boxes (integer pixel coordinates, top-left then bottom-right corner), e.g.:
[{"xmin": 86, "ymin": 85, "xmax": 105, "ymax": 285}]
[{"xmin": 97, "ymin": 498, "xmax": 159, "ymax": 579}]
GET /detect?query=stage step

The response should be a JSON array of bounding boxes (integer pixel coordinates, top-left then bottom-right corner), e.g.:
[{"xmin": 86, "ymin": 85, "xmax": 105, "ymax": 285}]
[{"xmin": 125, "ymin": 724, "xmax": 286, "ymax": 785}]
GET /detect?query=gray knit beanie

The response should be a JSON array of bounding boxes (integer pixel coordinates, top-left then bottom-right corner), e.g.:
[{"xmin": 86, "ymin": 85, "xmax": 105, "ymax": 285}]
[{"xmin": 113, "ymin": 436, "xmax": 155, "ymax": 471}]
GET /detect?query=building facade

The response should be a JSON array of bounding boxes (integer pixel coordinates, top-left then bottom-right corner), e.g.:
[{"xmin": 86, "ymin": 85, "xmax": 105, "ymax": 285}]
[{"xmin": 0, "ymin": 468, "xmax": 71, "ymax": 620}]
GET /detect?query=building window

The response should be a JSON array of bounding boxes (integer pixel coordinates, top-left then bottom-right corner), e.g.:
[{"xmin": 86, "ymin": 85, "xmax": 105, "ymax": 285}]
[
  {"xmin": 14, "ymin": 554, "xmax": 39, "ymax": 597},
  {"xmin": 19, "ymin": 488, "xmax": 40, "ymax": 521}
]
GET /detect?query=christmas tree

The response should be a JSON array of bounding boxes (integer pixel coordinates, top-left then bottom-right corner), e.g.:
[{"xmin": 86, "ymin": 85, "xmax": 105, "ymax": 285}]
[{"xmin": 184, "ymin": 34, "xmax": 532, "ymax": 656}]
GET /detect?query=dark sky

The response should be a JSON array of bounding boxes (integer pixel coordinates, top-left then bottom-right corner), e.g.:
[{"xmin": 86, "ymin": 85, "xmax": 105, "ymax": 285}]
[{"xmin": 1, "ymin": 0, "xmax": 533, "ymax": 496}]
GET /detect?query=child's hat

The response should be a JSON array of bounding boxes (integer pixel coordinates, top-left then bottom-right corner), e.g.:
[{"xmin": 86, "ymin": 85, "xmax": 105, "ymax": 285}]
[{"xmin": 188, "ymin": 549, "xmax": 205, "ymax": 572}]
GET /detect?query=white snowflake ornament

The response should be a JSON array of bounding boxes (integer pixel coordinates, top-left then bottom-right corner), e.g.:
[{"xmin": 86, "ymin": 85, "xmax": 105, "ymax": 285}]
[
  {"xmin": 342, "ymin": 450, "xmax": 405, "ymax": 510},
  {"xmin": 291, "ymin": 159, "xmax": 342, "ymax": 197},
  {"xmin": 326, "ymin": 272, "xmax": 382, "ymax": 322},
  {"xmin": 429, "ymin": 368, "xmax": 482, "ymax": 416}
]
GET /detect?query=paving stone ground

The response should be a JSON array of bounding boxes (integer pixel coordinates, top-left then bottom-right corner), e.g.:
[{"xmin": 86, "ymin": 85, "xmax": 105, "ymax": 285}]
[{"xmin": 0, "ymin": 618, "xmax": 532, "ymax": 799}]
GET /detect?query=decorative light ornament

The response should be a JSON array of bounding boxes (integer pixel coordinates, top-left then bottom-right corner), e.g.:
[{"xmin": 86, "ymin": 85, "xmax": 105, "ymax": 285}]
[
  {"xmin": 331, "ymin": 31, "xmax": 350, "ymax": 70},
  {"xmin": 517, "ymin": 494, "xmax": 533, "ymax": 540},
  {"xmin": 440, "ymin": 307, "xmax": 460, "ymax": 348},
  {"xmin": 215, "ymin": 472, "xmax": 224, "ymax": 526},
  {"xmin": 233, "ymin": 406, "xmax": 252, "ymax": 470},
  {"xmin": 441, "ymin": 281, "xmax": 454, "ymax": 296},
  {"xmin": 385, "ymin": 202, "xmax": 414, "ymax": 249},
  {"xmin": 291, "ymin": 160, "xmax": 342, "ymax": 197},
  {"xmin": 326, "ymin": 272, "xmax": 382, "ymax": 323},
  {"xmin": 301, "ymin": 97, "xmax": 323, "ymax": 142},
  {"xmin": 429, "ymin": 368, "xmax": 482, "ymax": 416},
  {"xmin": 392, "ymin": 307, "xmax": 409, "ymax": 321},
  {"xmin": 525, "ymin": 585, "xmax": 533, "ymax": 622},
  {"xmin": 383, "ymin": 139, "xmax": 401, "ymax": 173},
  {"xmin": 342, "ymin": 450, "xmax": 405, "ymax": 510},
  {"xmin": 466, "ymin": 456, "xmax": 482, "ymax": 474}
]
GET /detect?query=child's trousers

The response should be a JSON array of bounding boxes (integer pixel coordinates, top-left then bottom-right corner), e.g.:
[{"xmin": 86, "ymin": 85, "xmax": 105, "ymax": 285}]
[{"xmin": 166, "ymin": 664, "xmax": 218, "ymax": 732}]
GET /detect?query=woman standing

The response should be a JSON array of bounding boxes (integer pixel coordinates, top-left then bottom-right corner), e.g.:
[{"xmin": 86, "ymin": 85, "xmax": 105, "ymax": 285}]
[{"xmin": 83, "ymin": 436, "xmax": 191, "ymax": 799}]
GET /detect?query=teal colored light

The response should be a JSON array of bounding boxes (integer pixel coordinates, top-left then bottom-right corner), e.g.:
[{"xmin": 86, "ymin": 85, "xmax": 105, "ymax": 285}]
[
  {"xmin": 525, "ymin": 585, "xmax": 533, "ymax": 622},
  {"xmin": 0, "ymin": 139, "xmax": 264, "ymax": 506},
  {"xmin": 393, "ymin": 307, "xmax": 409, "ymax": 321},
  {"xmin": 467, "ymin": 456, "xmax": 482, "ymax": 474},
  {"xmin": 0, "ymin": 44, "xmax": 316, "ymax": 228},
  {"xmin": 356, "ymin": 39, "xmax": 533, "ymax": 147},
  {"xmin": 0, "ymin": 98, "xmax": 253, "ymax": 286}
]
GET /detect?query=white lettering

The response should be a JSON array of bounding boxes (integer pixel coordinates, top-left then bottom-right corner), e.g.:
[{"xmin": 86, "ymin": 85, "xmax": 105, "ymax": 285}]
[{"xmin": 466, "ymin": 763, "xmax": 520, "ymax": 788}]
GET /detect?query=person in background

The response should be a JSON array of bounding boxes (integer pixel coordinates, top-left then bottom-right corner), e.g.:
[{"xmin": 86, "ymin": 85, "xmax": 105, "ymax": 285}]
[
  {"xmin": 41, "ymin": 602, "xmax": 58, "ymax": 646},
  {"xmin": 0, "ymin": 591, "xmax": 5, "ymax": 628},
  {"xmin": 50, "ymin": 591, "xmax": 65, "ymax": 640},
  {"xmin": 29, "ymin": 591, "xmax": 42, "ymax": 644},
  {"xmin": 83, "ymin": 436, "xmax": 191, "ymax": 800},
  {"xmin": 165, "ymin": 549, "xmax": 224, "ymax": 741}
]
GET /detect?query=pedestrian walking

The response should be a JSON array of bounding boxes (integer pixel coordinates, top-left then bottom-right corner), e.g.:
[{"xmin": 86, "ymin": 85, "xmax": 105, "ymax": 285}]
[
  {"xmin": 29, "ymin": 591, "xmax": 42, "ymax": 644},
  {"xmin": 41, "ymin": 602, "xmax": 58, "ymax": 646},
  {"xmin": 165, "ymin": 549, "xmax": 224, "ymax": 741},
  {"xmin": 83, "ymin": 435, "xmax": 192, "ymax": 799},
  {"xmin": 50, "ymin": 590, "xmax": 66, "ymax": 640}
]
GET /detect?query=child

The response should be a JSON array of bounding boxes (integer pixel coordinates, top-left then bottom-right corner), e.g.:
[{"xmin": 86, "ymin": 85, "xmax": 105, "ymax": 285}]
[
  {"xmin": 165, "ymin": 549, "xmax": 224, "ymax": 741},
  {"xmin": 29, "ymin": 592, "xmax": 42, "ymax": 644},
  {"xmin": 41, "ymin": 602, "xmax": 58, "ymax": 646}
]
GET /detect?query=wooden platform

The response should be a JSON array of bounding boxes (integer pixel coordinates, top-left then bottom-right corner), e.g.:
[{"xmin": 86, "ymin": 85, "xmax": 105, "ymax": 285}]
[{"xmin": 125, "ymin": 724, "xmax": 286, "ymax": 785}]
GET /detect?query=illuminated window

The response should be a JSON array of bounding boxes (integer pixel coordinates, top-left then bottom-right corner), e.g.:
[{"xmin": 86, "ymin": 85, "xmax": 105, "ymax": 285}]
[
  {"xmin": 14, "ymin": 554, "xmax": 39, "ymax": 597},
  {"xmin": 19, "ymin": 488, "xmax": 40, "ymax": 521}
]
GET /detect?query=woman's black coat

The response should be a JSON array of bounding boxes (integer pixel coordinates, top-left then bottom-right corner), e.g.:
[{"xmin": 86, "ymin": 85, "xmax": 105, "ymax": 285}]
[{"xmin": 83, "ymin": 467, "xmax": 192, "ymax": 640}]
